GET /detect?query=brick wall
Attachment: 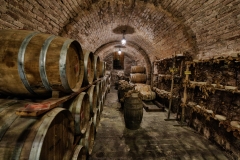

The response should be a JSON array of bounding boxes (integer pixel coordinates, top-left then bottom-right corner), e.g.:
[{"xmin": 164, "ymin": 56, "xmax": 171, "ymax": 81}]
[
  {"xmin": 159, "ymin": 0, "xmax": 240, "ymax": 59},
  {"xmin": 103, "ymin": 52, "xmax": 135, "ymax": 85}
]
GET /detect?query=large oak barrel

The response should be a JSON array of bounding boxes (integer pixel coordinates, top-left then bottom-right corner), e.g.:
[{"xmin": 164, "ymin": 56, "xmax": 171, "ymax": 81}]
[
  {"xmin": 93, "ymin": 108, "xmax": 100, "ymax": 133},
  {"xmin": 124, "ymin": 92, "xmax": 143, "ymax": 130},
  {"xmin": 103, "ymin": 90, "xmax": 106, "ymax": 101},
  {"xmin": 72, "ymin": 145, "xmax": 87, "ymax": 160},
  {"xmin": 130, "ymin": 73, "xmax": 147, "ymax": 83},
  {"xmin": 82, "ymin": 50, "xmax": 94, "ymax": 86},
  {"xmin": 131, "ymin": 66, "xmax": 146, "ymax": 73},
  {"xmin": 99, "ymin": 61, "xmax": 106, "ymax": 77},
  {"xmin": 79, "ymin": 119, "xmax": 95, "ymax": 155},
  {"xmin": 0, "ymin": 100, "xmax": 74, "ymax": 159},
  {"xmin": 68, "ymin": 92, "xmax": 90, "ymax": 135},
  {"xmin": 101, "ymin": 93, "xmax": 106, "ymax": 106},
  {"xmin": 95, "ymin": 81, "xmax": 101, "ymax": 104},
  {"xmin": 96, "ymin": 81, "xmax": 103, "ymax": 100},
  {"xmin": 98, "ymin": 100, "xmax": 103, "ymax": 113},
  {"xmin": 101, "ymin": 77, "xmax": 107, "ymax": 93},
  {"xmin": 87, "ymin": 85, "xmax": 98, "ymax": 117},
  {"xmin": 107, "ymin": 84, "xmax": 111, "ymax": 93},
  {"xmin": 105, "ymin": 74, "xmax": 111, "ymax": 85},
  {"xmin": 95, "ymin": 81, "xmax": 102, "ymax": 106},
  {"xmin": 93, "ymin": 55, "xmax": 100, "ymax": 80},
  {"xmin": 95, "ymin": 81, "xmax": 102, "ymax": 96},
  {"xmin": 0, "ymin": 29, "xmax": 83, "ymax": 97}
]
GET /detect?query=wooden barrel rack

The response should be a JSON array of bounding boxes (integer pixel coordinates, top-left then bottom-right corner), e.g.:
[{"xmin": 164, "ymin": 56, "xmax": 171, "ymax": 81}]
[
  {"xmin": 0, "ymin": 74, "xmax": 110, "ymax": 159},
  {"xmin": 0, "ymin": 29, "xmax": 113, "ymax": 159}
]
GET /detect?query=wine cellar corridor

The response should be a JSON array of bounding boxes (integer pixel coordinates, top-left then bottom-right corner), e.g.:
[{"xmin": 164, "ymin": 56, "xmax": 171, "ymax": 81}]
[
  {"xmin": 0, "ymin": 0, "xmax": 240, "ymax": 159},
  {"xmin": 90, "ymin": 87, "xmax": 233, "ymax": 159}
]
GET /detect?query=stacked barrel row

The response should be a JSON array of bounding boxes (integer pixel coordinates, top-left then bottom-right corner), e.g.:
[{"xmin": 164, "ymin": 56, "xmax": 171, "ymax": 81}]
[
  {"xmin": 98, "ymin": 69, "xmax": 111, "ymax": 113},
  {"xmin": 0, "ymin": 29, "xmax": 109, "ymax": 159},
  {"xmin": 0, "ymin": 99, "xmax": 79, "ymax": 159},
  {"xmin": 0, "ymin": 29, "xmax": 102, "ymax": 98},
  {"xmin": 0, "ymin": 66, "xmax": 108, "ymax": 159},
  {"xmin": 130, "ymin": 66, "xmax": 147, "ymax": 84},
  {"xmin": 105, "ymin": 71, "xmax": 112, "ymax": 93},
  {"xmin": 65, "ymin": 62, "xmax": 112, "ymax": 158},
  {"xmin": 0, "ymin": 78, "xmax": 108, "ymax": 159}
]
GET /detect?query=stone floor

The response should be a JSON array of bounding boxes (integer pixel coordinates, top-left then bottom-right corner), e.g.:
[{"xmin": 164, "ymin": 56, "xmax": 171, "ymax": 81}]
[{"xmin": 89, "ymin": 87, "xmax": 235, "ymax": 160}]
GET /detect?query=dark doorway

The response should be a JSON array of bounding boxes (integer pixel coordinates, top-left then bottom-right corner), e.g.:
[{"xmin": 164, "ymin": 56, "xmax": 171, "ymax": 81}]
[{"xmin": 113, "ymin": 52, "xmax": 124, "ymax": 70}]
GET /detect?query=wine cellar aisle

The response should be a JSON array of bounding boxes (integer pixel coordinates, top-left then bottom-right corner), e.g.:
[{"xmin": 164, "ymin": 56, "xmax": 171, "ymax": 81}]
[
  {"xmin": 1, "ymin": 1, "xmax": 240, "ymax": 159},
  {"xmin": 89, "ymin": 86, "xmax": 233, "ymax": 160}
]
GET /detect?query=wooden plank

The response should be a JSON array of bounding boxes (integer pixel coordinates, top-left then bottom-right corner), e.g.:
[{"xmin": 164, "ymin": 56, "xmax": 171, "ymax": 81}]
[
  {"xmin": 15, "ymin": 84, "xmax": 94, "ymax": 117},
  {"xmin": 15, "ymin": 79, "xmax": 101, "ymax": 117},
  {"xmin": 142, "ymin": 101, "xmax": 165, "ymax": 112}
]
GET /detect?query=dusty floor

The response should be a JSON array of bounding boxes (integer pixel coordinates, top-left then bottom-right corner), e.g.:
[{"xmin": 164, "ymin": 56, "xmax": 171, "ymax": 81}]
[{"xmin": 89, "ymin": 87, "xmax": 234, "ymax": 160}]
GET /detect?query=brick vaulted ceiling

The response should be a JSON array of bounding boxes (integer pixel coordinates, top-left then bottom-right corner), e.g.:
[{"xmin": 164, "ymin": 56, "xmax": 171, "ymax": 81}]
[{"xmin": 0, "ymin": 0, "xmax": 240, "ymax": 63}]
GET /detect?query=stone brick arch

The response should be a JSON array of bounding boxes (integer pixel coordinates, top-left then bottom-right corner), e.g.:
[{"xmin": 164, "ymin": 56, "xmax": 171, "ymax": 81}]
[
  {"xmin": 94, "ymin": 41, "xmax": 152, "ymax": 84},
  {"xmin": 58, "ymin": 1, "xmax": 196, "ymax": 61},
  {"xmin": 1, "ymin": 0, "xmax": 240, "ymax": 61}
]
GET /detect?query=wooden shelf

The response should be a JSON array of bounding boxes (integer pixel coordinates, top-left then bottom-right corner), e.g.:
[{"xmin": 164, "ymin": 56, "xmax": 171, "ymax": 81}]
[
  {"xmin": 188, "ymin": 81, "xmax": 240, "ymax": 94},
  {"xmin": 158, "ymin": 74, "xmax": 181, "ymax": 78},
  {"xmin": 220, "ymin": 121, "xmax": 240, "ymax": 139},
  {"xmin": 15, "ymin": 79, "xmax": 101, "ymax": 117},
  {"xmin": 187, "ymin": 101, "xmax": 215, "ymax": 120},
  {"xmin": 152, "ymin": 87, "xmax": 179, "ymax": 99},
  {"xmin": 187, "ymin": 101, "xmax": 240, "ymax": 139}
]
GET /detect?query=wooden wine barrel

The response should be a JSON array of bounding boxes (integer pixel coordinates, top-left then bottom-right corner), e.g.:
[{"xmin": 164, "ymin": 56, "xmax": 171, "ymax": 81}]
[
  {"xmin": 93, "ymin": 55, "xmax": 100, "ymax": 80},
  {"xmin": 87, "ymin": 85, "xmax": 98, "ymax": 117},
  {"xmin": 68, "ymin": 92, "xmax": 90, "ymax": 135},
  {"xmin": 0, "ymin": 100, "xmax": 74, "ymax": 160},
  {"xmin": 107, "ymin": 75, "xmax": 111, "ymax": 85},
  {"xmin": 72, "ymin": 145, "xmax": 87, "ymax": 160},
  {"xmin": 101, "ymin": 93, "xmax": 106, "ymax": 106},
  {"xmin": 104, "ymin": 90, "xmax": 107, "ymax": 101},
  {"xmin": 0, "ymin": 29, "xmax": 83, "ymax": 97},
  {"xmin": 99, "ymin": 61, "xmax": 106, "ymax": 77},
  {"xmin": 79, "ymin": 119, "xmax": 95, "ymax": 155},
  {"xmin": 95, "ymin": 81, "xmax": 102, "ymax": 95},
  {"xmin": 82, "ymin": 50, "xmax": 94, "ymax": 86},
  {"xmin": 101, "ymin": 77, "xmax": 107, "ymax": 93},
  {"xmin": 107, "ymin": 84, "xmax": 111, "ymax": 93},
  {"xmin": 95, "ymin": 81, "xmax": 101, "ymax": 104},
  {"xmin": 130, "ymin": 66, "xmax": 146, "ymax": 73},
  {"xmin": 98, "ymin": 81, "xmax": 104, "ymax": 95},
  {"xmin": 124, "ymin": 92, "xmax": 143, "ymax": 130},
  {"xmin": 93, "ymin": 108, "xmax": 100, "ymax": 133},
  {"xmin": 105, "ymin": 74, "xmax": 110, "ymax": 85},
  {"xmin": 98, "ymin": 100, "xmax": 103, "ymax": 113},
  {"xmin": 130, "ymin": 73, "xmax": 147, "ymax": 83}
]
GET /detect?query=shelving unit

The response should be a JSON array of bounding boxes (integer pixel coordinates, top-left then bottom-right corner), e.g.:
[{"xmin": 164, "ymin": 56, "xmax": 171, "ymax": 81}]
[
  {"xmin": 188, "ymin": 81, "xmax": 240, "ymax": 94},
  {"xmin": 182, "ymin": 55, "xmax": 240, "ymax": 153},
  {"xmin": 152, "ymin": 53, "xmax": 240, "ymax": 154},
  {"xmin": 152, "ymin": 53, "xmax": 191, "ymax": 114},
  {"xmin": 186, "ymin": 101, "xmax": 240, "ymax": 139}
]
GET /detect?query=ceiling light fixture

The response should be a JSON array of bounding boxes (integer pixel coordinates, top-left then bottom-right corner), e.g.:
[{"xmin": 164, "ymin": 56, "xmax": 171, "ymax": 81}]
[
  {"xmin": 118, "ymin": 48, "xmax": 122, "ymax": 55},
  {"xmin": 121, "ymin": 30, "xmax": 126, "ymax": 46}
]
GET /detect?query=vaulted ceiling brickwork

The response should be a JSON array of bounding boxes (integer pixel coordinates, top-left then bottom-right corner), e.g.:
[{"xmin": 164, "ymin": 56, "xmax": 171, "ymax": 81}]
[{"xmin": 0, "ymin": 0, "xmax": 240, "ymax": 63}]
